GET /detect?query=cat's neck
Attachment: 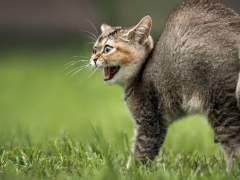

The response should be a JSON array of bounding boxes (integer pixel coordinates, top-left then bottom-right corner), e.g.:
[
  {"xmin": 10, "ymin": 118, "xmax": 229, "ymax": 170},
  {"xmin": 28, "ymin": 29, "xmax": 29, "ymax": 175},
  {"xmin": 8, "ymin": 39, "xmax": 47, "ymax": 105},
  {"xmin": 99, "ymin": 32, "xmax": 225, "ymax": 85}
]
[{"xmin": 123, "ymin": 46, "xmax": 155, "ymax": 94}]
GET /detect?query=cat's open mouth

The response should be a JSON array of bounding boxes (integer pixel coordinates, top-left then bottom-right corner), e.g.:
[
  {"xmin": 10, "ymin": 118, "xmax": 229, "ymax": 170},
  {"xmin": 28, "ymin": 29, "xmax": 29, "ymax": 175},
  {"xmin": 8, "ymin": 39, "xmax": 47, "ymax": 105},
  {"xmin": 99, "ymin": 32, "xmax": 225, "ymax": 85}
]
[{"xmin": 104, "ymin": 66, "xmax": 120, "ymax": 81}]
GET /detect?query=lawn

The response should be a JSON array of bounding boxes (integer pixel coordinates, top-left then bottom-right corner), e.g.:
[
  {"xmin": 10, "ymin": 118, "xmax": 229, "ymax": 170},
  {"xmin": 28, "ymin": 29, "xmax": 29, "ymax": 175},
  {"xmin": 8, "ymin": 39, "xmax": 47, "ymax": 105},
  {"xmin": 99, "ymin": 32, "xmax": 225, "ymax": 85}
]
[{"xmin": 0, "ymin": 43, "xmax": 239, "ymax": 179}]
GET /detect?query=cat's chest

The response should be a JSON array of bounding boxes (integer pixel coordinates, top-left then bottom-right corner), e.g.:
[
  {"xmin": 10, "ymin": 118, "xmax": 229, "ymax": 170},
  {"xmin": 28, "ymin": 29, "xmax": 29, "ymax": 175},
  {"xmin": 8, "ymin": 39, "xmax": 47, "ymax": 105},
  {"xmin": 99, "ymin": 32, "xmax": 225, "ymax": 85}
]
[
  {"xmin": 124, "ymin": 92, "xmax": 146, "ymax": 121},
  {"xmin": 124, "ymin": 87, "xmax": 163, "ymax": 123}
]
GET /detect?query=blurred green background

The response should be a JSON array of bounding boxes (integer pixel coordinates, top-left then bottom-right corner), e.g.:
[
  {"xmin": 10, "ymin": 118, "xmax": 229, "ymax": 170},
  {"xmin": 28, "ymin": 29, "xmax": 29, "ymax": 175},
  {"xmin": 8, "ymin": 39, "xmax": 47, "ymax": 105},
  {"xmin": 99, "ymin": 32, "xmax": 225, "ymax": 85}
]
[{"xmin": 1, "ymin": 0, "xmax": 239, "ymax": 155}]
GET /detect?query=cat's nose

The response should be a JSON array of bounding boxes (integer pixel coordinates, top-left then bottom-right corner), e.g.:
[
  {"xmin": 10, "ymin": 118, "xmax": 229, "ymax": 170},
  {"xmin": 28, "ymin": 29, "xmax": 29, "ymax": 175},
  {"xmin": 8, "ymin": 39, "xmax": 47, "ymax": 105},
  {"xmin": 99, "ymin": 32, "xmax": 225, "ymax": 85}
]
[{"xmin": 93, "ymin": 58, "xmax": 98, "ymax": 66}]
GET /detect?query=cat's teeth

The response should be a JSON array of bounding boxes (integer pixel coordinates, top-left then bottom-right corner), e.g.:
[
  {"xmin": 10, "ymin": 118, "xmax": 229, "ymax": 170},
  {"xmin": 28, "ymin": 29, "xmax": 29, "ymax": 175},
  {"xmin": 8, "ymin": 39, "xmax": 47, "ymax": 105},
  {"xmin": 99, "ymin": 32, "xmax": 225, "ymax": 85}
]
[{"xmin": 104, "ymin": 67, "xmax": 111, "ymax": 81}]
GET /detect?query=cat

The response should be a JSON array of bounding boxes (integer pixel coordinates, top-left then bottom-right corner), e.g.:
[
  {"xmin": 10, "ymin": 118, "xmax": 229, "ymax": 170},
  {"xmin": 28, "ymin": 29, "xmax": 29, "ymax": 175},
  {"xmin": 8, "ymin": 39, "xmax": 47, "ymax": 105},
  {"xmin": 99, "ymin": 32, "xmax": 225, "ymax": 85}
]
[{"xmin": 89, "ymin": 0, "xmax": 240, "ymax": 170}]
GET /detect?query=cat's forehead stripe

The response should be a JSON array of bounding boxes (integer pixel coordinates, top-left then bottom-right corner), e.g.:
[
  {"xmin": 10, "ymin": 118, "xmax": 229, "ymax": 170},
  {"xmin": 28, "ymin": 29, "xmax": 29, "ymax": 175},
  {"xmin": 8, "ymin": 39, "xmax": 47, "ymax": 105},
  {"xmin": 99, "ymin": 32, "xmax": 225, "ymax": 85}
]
[
  {"xmin": 107, "ymin": 28, "xmax": 122, "ymax": 37},
  {"xmin": 98, "ymin": 36, "xmax": 104, "ymax": 43},
  {"xmin": 98, "ymin": 36, "xmax": 109, "ymax": 43},
  {"xmin": 98, "ymin": 27, "xmax": 123, "ymax": 43},
  {"xmin": 96, "ymin": 38, "xmax": 107, "ymax": 48}
]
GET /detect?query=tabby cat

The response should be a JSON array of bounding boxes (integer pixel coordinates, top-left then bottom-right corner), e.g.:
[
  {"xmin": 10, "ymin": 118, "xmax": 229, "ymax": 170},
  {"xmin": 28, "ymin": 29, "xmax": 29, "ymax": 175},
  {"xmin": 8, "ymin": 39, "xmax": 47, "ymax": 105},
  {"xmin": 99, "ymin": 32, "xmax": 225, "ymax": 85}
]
[{"xmin": 89, "ymin": 0, "xmax": 240, "ymax": 170}]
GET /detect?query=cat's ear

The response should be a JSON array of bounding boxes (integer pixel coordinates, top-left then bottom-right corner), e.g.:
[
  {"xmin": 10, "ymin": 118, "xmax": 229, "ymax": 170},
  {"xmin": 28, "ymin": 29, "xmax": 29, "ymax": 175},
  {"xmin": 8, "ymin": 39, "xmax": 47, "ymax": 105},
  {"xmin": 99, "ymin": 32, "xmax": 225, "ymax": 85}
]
[
  {"xmin": 101, "ymin": 24, "xmax": 112, "ymax": 33},
  {"xmin": 127, "ymin": 15, "xmax": 152, "ymax": 44}
]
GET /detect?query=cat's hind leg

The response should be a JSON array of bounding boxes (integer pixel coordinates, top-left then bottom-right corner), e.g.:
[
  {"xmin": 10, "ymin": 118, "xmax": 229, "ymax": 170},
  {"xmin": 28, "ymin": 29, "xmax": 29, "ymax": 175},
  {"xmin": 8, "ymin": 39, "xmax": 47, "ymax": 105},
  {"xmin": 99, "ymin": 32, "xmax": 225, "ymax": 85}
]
[
  {"xmin": 222, "ymin": 145, "xmax": 240, "ymax": 170},
  {"xmin": 208, "ymin": 95, "xmax": 240, "ymax": 170}
]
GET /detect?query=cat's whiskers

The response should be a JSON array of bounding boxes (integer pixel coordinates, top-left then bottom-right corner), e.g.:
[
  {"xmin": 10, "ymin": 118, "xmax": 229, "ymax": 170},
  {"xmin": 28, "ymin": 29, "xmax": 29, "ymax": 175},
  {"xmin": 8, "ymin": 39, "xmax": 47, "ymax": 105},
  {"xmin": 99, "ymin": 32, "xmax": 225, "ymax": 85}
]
[
  {"xmin": 70, "ymin": 53, "xmax": 91, "ymax": 58},
  {"xmin": 82, "ymin": 20, "xmax": 99, "ymax": 46},
  {"xmin": 86, "ymin": 19, "xmax": 99, "ymax": 37},
  {"xmin": 88, "ymin": 66, "xmax": 100, "ymax": 79},
  {"xmin": 61, "ymin": 60, "xmax": 88, "ymax": 72},
  {"xmin": 63, "ymin": 59, "xmax": 88, "ymax": 67},
  {"xmin": 65, "ymin": 63, "xmax": 89, "ymax": 77},
  {"xmin": 83, "ymin": 34, "xmax": 96, "ymax": 43},
  {"xmin": 66, "ymin": 21, "xmax": 119, "ymax": 83},
  {"xmin": 70, "ymin": 56, "xmax": 90, "ymax": 59},
  {"xmin": 86, "ymin": 42, "xmax": 95, "ymax": 45},
  {"xmin": 65, "ymin": 66, "xmax": 84, "ymax": 77},
  {"xmin": 69, "ymin": 64, "xmax": 91, "ymax": 78},
  {"xmin": 79, "ymin": 66, "xmax": 92, "ymax": 85},
  {"xmin": 81, "ymin": 30, "xmax": 97, "ymax": 40}
]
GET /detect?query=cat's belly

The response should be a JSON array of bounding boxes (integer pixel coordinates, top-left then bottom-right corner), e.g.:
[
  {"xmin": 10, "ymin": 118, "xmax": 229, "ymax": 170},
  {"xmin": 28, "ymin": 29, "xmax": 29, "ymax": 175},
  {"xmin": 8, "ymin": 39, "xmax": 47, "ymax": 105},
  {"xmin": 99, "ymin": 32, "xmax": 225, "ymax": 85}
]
[{"xmin": 181, "ymin": 92, "xmax": 205, "ymax": 114}]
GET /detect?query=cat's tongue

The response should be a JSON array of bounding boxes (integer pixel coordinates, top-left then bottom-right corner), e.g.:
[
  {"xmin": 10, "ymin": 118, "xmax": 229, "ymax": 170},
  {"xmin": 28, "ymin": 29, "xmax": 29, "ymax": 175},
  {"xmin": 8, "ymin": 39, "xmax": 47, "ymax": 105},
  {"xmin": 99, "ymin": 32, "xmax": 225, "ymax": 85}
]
[{"xmin": 104, "ymin": 66, "xmax": 119, "ymax": 81}]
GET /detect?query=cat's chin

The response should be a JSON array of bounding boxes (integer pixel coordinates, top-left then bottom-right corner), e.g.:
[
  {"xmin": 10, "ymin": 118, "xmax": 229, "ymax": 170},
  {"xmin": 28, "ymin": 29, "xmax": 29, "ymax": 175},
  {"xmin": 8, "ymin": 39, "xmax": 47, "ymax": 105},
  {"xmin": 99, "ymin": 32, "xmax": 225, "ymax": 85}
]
[
  {"xmin": 104, "ymin": 78, "xmax": 117, "ymax": 85},
  {"xmin": 104, "ymin": 73, "xmax": 119, "ymax": 85}
]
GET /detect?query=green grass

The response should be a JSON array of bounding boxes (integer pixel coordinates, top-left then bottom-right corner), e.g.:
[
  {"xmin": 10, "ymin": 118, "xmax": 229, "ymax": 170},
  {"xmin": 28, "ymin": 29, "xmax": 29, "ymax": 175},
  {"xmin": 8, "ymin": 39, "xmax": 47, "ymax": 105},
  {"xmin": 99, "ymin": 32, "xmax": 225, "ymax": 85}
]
[{"xmin": 0, "ymin": 44, "xmax": 240, "ymax": 179}]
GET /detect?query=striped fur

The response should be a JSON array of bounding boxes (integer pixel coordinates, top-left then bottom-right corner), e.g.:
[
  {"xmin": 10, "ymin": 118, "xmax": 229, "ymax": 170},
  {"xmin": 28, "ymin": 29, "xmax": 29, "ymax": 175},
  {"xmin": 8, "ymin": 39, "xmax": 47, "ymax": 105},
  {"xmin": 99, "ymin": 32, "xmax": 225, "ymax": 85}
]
[{"xmin": 90, "ymin": 0, "xmax": 240, "ymax": 170}]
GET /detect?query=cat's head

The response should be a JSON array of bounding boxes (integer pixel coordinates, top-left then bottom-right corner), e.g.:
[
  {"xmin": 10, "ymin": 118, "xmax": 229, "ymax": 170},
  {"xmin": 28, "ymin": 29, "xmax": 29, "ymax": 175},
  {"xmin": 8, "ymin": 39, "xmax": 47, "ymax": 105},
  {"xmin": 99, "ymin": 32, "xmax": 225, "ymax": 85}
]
[{"xmin": 90, "ymin": 16, "xmax": 153, "ymax": 88}]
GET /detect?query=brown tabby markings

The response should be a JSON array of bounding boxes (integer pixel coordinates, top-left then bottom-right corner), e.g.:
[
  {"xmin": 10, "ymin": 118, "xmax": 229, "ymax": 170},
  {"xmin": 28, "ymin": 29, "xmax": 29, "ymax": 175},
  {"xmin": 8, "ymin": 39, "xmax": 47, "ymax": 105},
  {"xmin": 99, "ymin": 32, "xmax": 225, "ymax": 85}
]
[{"xmin": 90, "ymin": 0, "xmax": 240, "ymax": 170}]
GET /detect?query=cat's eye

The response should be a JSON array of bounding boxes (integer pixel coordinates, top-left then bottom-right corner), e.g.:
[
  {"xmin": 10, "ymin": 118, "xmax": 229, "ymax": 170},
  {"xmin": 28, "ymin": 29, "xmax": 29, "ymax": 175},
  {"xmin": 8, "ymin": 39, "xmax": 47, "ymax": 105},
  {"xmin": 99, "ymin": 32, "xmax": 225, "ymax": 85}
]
[
  {"xmin": 93, "ymin": 47, "xmax": 97, "ymax": 54},
  {"xmin": 104, "ymin": 45, "xmax": 113, "ymax": 54}
]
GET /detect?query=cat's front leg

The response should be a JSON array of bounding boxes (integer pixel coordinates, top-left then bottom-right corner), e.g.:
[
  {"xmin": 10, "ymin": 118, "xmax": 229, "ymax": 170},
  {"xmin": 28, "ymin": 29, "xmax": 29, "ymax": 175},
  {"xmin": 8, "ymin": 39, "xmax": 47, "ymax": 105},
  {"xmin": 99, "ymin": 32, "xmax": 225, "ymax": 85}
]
[{"xmin": 130, "ymin": 119, "xmax": 167, "ymax": 166}]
